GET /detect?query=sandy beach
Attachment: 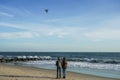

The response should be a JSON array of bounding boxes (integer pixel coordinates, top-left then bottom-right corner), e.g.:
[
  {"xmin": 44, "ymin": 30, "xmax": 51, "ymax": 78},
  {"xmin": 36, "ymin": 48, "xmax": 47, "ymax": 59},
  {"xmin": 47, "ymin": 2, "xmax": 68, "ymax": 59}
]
[{"xmin": 0, "ymin": 64, "xmax": 119, "ymax": 80}]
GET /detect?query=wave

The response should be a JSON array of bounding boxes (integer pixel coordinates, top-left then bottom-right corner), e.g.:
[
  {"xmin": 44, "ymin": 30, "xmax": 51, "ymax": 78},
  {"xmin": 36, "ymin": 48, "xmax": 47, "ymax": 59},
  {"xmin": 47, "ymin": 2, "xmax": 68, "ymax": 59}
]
[
  {"xmin": 0, "ymin": 55, "xmax": 52, "ymax": 59},
  {"xmin": 1, "ymin": 55, "xmax": 120, "ymax": 64},
  {"xmin": 16, "ymin": 60, "xmax": 120, "ymax": 71},
  {"xmin": 68, "ymin": 58, "xmax": 120, "ymax": 64},
  {"xmin": 68, "ymin": 61, "xmax": 120, "ymax": 71}
]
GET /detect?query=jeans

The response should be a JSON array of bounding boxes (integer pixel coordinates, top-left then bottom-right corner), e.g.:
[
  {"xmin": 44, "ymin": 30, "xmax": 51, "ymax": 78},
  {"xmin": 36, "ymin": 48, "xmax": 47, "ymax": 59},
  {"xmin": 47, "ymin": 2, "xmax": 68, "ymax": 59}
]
[
  {"xmin": 57, "ymin": 67, "xmax": 61, "ymax": 78},
  {"xmin": 62, "ymin": 68, "xmax": 66, "ymax": 78}
]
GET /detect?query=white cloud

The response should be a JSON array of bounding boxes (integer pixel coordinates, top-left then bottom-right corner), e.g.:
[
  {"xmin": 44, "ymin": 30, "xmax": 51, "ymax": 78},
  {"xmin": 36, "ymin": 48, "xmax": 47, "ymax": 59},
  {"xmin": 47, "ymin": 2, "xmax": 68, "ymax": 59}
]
[
  {"xmin": 0, "ymin": 22, "xmax": 86, "ymax": 39},
  {"xmin": 0, "ymin": 22, "xmax": 20, "ymax": 28},
  {"xmin": 47, "ymin": 31, "xmax": 69, "ymax": 38},
  {"xmin": 85, "ymin": 28, "xmax": 120, "ymax": 41},
  {"xmin": 84, "ymin": 16, "xmax": 120, "ymax": 41},
  {"xmin": 0, "ymin": 12, "xmax": 14, "ymax": 17},
  {"xmin": 0, "ymin": 32, "xmax": 34, "ymax": 39},
  {"xmin": 0, "ymin": 5, "xmax": 32, "ymax": 17},
  {"xmin": 1, "ymin": 15, "xmax": 120, "ymax": 40},
  {"xmin": 1, "ymin": 21, "xmax": 120, "ymax": 41},
  {"xmin": 21, "ymin": 7, "xmax": 32, "ymax": 16},
  {"xmin": 44, "ymin": 19, "xmax": 61, "ymax": 23}
]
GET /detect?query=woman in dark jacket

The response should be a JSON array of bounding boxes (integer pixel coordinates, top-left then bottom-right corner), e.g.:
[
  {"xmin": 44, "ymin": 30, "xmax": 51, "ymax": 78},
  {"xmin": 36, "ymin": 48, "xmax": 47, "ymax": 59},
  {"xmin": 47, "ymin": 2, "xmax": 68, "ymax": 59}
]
[{"xmin": 62, "ymin": 57, "xmax": 67, "ymax": 79}]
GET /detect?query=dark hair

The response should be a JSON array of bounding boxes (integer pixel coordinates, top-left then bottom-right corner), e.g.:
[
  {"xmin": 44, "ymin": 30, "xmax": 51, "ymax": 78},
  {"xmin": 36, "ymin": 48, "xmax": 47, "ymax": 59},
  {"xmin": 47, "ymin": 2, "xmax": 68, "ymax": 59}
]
[
  {"xmin": 63, "ymin": 57, "xmax": 67, "ymax": 61},
  {"xmin": 58, "ymin": 57, "xmax": 60, "ymax": 60}
]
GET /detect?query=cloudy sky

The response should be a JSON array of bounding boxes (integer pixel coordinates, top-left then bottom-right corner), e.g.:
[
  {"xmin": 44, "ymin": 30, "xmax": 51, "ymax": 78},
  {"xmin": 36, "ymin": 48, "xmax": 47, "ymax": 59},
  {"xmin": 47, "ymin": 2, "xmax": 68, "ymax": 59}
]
[{"xmin": 0, "ymin": 0, "xmax": 120, "ymax": 52}]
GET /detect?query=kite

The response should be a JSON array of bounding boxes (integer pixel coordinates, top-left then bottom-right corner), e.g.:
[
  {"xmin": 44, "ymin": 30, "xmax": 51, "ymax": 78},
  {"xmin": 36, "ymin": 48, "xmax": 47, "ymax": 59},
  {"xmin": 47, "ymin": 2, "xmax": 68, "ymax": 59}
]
[{"xmin": 45, "ymin": 9, "xmax": 48, "ymax": 13}]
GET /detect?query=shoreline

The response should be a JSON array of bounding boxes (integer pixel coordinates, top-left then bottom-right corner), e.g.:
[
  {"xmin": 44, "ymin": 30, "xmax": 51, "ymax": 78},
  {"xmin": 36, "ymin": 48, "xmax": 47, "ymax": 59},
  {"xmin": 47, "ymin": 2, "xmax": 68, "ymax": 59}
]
[{"xmin": 0, "ymin": 63, "xmax": 119, "ymax": 80}]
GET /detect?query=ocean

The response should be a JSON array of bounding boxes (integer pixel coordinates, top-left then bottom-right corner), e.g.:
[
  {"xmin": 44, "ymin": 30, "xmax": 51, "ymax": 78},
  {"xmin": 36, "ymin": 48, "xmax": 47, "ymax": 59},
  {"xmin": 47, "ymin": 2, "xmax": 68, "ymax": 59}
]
[{"xmin": 0, "ymin": 52, "xmax": 120, "ymax": 79}]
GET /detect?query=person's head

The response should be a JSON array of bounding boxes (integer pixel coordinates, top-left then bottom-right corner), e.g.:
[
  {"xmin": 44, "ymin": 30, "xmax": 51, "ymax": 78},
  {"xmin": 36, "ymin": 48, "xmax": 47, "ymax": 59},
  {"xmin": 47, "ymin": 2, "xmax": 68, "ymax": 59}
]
[
  {"xmin": 58, "ymin": 57, "xmax": 60, "ymax": 60},
  {"xmin": 63, "ymin": 57, "xmax": 67, "ymax": 61}
]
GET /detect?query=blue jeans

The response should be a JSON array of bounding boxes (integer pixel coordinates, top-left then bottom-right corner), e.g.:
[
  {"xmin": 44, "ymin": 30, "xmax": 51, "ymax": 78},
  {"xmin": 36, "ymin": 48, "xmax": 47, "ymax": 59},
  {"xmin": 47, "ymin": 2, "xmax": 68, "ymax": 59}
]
[
  {"xmin": 62, "ymin": 68, "xmax": 66, "ymax": 78},
  {"xmin": 57, "ymin": 67, "xmax": 61, "ymax": 78}
]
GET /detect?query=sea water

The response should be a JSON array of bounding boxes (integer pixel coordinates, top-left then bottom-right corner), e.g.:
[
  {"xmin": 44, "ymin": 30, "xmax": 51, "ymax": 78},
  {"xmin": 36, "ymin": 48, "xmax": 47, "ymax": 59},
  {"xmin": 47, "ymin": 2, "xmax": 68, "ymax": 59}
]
[{"xmin": 0, "ymin": 52, "xmax": 120, "ymax": 79}]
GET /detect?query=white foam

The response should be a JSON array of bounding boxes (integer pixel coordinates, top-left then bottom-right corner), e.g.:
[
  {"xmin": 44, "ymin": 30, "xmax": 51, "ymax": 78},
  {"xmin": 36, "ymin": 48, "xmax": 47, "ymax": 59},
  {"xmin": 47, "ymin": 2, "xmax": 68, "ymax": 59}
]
[
  {"xmin": 68, "ymin": 61, "xmax": 120, "ymax": 71},
  {"xmin": 22, "ymin": 60, "xmax": 55, "ymax": 65},
  {"xmin": 0, "ymin": 55, "xmax": 3, "ymax": 59},
  {"xmin": 33, "ymin": 56, "xmax": 39, "ymax": 59},
  {"xmin": 39, "ymin": 56, "xmax": 52, "ymax": 59},
  {"xmin": 21, "ymin": 60, "xmax": 120, "ymax": 71}
]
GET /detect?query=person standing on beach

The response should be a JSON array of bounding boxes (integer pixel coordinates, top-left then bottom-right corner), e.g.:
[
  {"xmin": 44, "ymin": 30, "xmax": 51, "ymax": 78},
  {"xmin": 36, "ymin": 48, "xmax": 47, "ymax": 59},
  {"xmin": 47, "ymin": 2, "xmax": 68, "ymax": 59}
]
[
  {"xmin": 56, "ymin": 57, "xmax": 62, "ymax": 79},
  {"xmin": 62, "ymin": 57, "xmax": 67, "ymax": 79}
]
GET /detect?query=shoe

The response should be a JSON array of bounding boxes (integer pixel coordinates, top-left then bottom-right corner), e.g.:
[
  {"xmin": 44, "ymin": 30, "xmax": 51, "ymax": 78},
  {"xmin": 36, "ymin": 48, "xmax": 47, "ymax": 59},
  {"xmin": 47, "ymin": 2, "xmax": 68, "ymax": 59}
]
[{"xmin": 63, "ymin": 76, "xmax": 66, "ymax": 79}]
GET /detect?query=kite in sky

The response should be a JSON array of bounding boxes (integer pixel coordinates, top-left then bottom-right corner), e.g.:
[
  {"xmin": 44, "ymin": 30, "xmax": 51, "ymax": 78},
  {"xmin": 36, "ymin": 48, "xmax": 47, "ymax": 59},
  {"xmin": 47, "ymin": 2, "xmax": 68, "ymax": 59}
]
[{"xmin": 45, "ymin": 9, "xmax": 48, "ymax": 13}]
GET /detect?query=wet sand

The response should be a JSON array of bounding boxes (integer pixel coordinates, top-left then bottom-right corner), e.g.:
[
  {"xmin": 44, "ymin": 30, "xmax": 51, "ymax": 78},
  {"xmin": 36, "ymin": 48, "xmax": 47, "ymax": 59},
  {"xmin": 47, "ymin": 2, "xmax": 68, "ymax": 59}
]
[{"xmin": 0, "ymin": 64, "xmax": 119, "ymax": 80}]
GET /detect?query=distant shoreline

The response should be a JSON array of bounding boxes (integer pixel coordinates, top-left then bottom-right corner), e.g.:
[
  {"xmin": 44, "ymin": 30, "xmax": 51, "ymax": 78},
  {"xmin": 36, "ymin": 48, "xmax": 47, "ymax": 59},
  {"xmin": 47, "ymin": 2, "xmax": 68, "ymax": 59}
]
[{"xmin": 0, "ymin": 51, "xmax": 120, "ymax": 53}]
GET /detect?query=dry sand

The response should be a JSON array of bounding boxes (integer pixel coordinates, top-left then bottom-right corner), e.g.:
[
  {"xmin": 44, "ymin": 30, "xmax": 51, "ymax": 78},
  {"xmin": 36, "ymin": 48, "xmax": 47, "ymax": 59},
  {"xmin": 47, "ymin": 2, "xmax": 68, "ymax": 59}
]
[{"xmin": 0, "ymin": 64, "xmax": 119, "ymax": 80}]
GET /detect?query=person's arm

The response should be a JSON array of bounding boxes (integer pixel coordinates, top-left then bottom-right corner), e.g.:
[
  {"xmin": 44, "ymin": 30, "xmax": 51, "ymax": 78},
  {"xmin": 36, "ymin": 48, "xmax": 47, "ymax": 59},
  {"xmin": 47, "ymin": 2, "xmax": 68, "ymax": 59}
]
[
  {"xmin": 56, "ymin": 61, "xmax": 58, "ymax": 66},
  {"xmin": 65, "ymin": 61, "xmax": 67, "ymax": 68}
]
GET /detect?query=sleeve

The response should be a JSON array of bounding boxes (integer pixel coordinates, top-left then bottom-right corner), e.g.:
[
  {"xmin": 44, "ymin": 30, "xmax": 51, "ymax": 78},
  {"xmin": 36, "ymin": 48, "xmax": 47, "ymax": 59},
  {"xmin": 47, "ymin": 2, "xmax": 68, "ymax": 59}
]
[{"xmin": 56, "ymin": 61, "xmax": 58, "ymax": 66}]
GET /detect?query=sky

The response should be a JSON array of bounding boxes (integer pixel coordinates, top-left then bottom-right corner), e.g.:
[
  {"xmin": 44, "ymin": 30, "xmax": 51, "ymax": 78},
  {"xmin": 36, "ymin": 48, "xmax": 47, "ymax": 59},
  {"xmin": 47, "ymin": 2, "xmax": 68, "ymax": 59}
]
[{"xmin": 0, "ymin": 0, "xmax": 120, "ymax": 52}]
